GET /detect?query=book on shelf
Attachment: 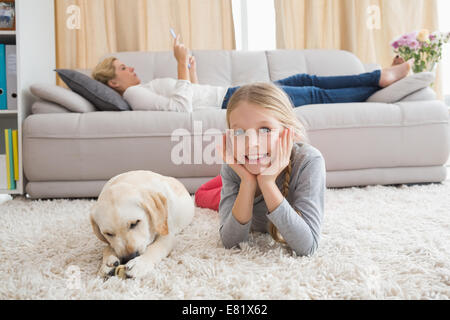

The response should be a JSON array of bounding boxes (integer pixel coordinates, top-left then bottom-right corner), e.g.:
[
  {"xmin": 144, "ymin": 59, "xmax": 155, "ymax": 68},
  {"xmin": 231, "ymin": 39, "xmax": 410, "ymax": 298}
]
[
  {"xmin": 0, "ymin": 44, "xmax": 7, "ymax": 110},
  {"xmin": 2, "ymin": 128, "xmax": 18, "ymax": 190},
  {"xmin": 0, "ymin": 44, "xmax": 17, "ymax": 111},
  {"xmin": 0, "ymin": 154, "xmax": 6, "ymax": 190},
  {"xmin": 12, "ymin": 129, "xmax": 18, "ymax": 180},
  {"xmin": 6, "ymin": 45, "xmax": 17, "ymax": 110}
]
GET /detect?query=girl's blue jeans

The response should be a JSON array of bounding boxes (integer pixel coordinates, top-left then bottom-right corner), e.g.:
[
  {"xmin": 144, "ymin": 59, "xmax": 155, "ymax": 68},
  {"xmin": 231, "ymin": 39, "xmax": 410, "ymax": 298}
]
[{"xmin": 221, "ymin": 70, "xmax": 382, "ymax": 109}]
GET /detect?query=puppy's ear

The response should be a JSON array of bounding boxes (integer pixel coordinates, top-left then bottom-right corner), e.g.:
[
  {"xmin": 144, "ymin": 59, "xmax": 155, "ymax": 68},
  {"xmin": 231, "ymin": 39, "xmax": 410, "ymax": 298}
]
[
  {"xmin": 141, "ymin": 191, "xmax": 169, "ymax": 236},
  {"xmin": 90, "ymin": 206, "xmax": 108, "ymax": 243}
]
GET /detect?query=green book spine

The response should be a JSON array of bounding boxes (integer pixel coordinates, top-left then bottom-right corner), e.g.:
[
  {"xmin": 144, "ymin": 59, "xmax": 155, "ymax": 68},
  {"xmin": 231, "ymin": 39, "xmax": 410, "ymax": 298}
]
[{"xmin": 8, "ymin": 129, "xmax": 15, "ymax": 190}]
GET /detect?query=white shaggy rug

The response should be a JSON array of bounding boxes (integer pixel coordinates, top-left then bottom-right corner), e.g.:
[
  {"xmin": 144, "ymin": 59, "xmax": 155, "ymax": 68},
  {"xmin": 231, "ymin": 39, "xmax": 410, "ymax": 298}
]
[{"xmin": 0, "ymin": 182, "xmax": 449, "ymax": 300}]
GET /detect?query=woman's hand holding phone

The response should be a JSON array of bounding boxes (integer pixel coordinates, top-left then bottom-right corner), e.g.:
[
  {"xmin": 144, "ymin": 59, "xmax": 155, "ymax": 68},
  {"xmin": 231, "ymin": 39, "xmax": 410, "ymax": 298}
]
[
  {"xmin": 171, "ymin": 29, "xmax": 191, "ymax": 69},
  {"xmin": 188, "ymin": 56, "xmax": 198, "ymax": 84},
  {"xmin": 173, "ymin": 35, "xmax": 189, "ymax": 66}
]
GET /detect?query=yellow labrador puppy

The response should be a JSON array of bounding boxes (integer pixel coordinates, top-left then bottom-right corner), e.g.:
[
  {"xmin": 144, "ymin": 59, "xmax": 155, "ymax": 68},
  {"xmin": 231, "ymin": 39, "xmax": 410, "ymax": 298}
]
[{"xmin": 90, "ymin": 170, "xmax": 194, "ymax": 279}]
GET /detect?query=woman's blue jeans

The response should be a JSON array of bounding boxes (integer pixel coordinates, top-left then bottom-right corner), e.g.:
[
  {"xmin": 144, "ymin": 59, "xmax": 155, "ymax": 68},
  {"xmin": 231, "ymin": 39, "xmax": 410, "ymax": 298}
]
[{"xmin": 221, "ymin": 70, "xmax": 382, "ymax": 109}]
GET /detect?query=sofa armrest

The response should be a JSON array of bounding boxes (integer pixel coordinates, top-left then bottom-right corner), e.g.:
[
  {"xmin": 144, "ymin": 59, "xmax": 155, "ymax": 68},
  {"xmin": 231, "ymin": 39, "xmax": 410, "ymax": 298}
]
[
  {"xmin": 32, "ymin": 100, "xmax": 72, "ymax": 114},
  {"xmin": 399, "ymin": 87, "xmax": 437, "ymax": 102}
]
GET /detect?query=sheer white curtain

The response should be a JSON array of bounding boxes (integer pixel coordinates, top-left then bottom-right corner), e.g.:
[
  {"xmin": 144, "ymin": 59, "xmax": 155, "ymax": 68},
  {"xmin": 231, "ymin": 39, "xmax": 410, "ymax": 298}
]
[
  {"xmin": 232, "ymin": 0, "xmax": 276, "ymax": 51},
  {"xmin": 438, "ymin": 0, "xmax": 450, "ymax": 105}
]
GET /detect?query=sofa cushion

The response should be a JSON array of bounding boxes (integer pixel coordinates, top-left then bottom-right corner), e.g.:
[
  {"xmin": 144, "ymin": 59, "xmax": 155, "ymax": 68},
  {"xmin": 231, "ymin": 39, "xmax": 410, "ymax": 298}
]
[
  {"xmin": 30, "ymin": 83, "xmax": 96, "ymax": 113},
  {"xmin": 22, "ymin": 111, "xmax": 193, "ymax": 181},
  {"xmin": 190, "ymin": 51, "xmax": 232, "ymax": 86},
  {"xmin": 267, "ymin": 50, "xmax": 366, "ymax": 81},
  {"xmin": 294, "ymin": 100, "xmax": 449, "ymax": 171},
  {"xmin": 230, "ymin": 51, "xmax": 271, "ymax": 85},
  {"xmin": 55, "ymin": 69, "xmax": 131, "ymax": 112},
  {"xmin": 366, "ymin": 72, "xmax": 435, "ymax": 103},
  {"xmin": 32, "ymin": 101, "xmax": 72, "ymax": 114}
]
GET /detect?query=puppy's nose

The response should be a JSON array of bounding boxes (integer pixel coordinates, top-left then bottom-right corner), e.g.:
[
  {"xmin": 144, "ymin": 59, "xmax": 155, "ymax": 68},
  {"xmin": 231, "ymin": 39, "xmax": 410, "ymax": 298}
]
[{"xmin": 121, "ymin": 251, "xmax": 140, "ymax": 264}]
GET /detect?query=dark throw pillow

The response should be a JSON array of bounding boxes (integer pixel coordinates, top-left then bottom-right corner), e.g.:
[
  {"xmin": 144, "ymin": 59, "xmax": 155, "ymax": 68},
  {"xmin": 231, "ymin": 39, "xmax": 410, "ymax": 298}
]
[{"xmin": 55, "ymin": 69, "xmax": 131, "ymax": 111}]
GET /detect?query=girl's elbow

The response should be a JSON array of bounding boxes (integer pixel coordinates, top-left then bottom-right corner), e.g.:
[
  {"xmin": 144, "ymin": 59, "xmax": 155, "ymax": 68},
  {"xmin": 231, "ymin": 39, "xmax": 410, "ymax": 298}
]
[
  {"xmin": 294, "ymin": 241, "xmax": 319, "ymax": 257},
  {"xmin": 220, "ymin": 236, "xmax": 239, "ymax": 250},
  {"xmin": 221, "ymin": 240, "xmax": 236, "ymax": 250},
  {"xmin": 219, "ymin": 227, "xmax": 238, "ymax": 250},
  {"xmin": 219, "ymin": 229, "xmax": 250, "ymax": 250}
]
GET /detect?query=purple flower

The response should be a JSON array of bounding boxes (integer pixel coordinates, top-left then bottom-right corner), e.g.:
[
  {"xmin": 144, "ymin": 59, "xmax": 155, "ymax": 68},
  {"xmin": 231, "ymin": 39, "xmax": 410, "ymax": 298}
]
[
  {"xmin": 409, "ymin": 40, "xmax": 420, "ymax": 49},
  {"xmin": 392, "ymin": 31, "xmax": 423, "ymax": 50},
  {"xmin": 391, "ymin": 40, "xmax": 400, "ymax": 49},
  {"xmin": 394, "ymin": 36, "xmax": 408, "ymax": 47},
  {"xmin": 407, "ymin": 31, "xmax": 419, "ymax": 40}
]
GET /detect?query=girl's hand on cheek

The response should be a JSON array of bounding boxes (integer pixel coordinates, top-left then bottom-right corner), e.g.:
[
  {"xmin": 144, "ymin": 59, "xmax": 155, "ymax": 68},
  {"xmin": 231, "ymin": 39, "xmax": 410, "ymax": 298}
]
[
  {"xmin": 218, "ymin": 132, "xmax": 257, "ymax": 186},
  {"xmin": 257, "ymin": 127, "xmax": 294, "ymax": 187}
]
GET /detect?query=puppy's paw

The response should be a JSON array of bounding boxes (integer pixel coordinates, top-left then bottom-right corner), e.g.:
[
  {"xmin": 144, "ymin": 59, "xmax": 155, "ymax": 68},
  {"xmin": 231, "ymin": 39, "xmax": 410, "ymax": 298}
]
[
  {"xmin": 124, "ymin": 256, "xmax": 153, "ymax": 279},
  {"xmin": 98, "ymin": 255, "xmax": 120, "ymax": 280}
]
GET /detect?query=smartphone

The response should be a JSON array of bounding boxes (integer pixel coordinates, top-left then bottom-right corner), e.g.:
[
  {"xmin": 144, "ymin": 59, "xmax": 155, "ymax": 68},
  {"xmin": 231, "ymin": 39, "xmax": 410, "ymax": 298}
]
[
  {"xmin": 170, "ymin": 28, "xmax": 177, "ymax": 39},
  {"xmin": 170, "ymin": 28, "xmax": 191, "ymax": 69}
]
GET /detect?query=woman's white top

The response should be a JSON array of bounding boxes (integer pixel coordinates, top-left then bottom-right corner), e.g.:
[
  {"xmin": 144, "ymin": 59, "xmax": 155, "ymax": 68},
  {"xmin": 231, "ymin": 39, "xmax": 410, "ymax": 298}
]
[{"xmin": 123, "ymin": 78, "xmax": 229, "ymax": 112}]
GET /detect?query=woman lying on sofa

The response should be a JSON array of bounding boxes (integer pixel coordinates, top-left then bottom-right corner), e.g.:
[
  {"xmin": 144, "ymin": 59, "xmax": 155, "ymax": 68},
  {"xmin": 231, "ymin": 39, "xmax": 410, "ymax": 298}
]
[{"xmin": 92, "ymin": 35, "xmax": 414, "ymax": 113}]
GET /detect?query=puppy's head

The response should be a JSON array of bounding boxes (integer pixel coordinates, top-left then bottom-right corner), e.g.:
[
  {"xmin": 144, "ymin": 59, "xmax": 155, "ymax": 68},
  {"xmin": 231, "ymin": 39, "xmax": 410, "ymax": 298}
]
[{"xmin": 90, "ymin": 183, "xmax": 169, "ymax": 264}]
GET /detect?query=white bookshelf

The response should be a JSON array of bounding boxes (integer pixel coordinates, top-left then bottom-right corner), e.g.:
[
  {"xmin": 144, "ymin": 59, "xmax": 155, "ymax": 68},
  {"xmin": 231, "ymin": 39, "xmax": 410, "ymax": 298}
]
[
  {"xmin": 0, "ymin": 31, "xmax": 16, "ymax": 36},
  {"xmin": 0, "ymin": 0, "xmax": 55, "ymax": 196},
  {"xmin": 0, "ymin": 110, "xmax": 18, "ymax": 115}
]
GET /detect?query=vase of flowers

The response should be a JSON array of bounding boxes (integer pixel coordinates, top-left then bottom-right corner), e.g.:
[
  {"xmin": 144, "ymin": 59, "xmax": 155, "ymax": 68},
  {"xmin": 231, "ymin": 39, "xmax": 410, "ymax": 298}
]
[{"xmin": 391, "ymin": 29, "xmax": 450, "ymax": 74}]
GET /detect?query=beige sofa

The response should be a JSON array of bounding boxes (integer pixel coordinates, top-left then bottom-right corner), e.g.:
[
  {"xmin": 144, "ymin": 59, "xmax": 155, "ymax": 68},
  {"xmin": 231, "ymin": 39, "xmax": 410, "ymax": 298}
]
[{"xmin": 23, "ymin": 49, "xmax": 450, "ymax": 199}]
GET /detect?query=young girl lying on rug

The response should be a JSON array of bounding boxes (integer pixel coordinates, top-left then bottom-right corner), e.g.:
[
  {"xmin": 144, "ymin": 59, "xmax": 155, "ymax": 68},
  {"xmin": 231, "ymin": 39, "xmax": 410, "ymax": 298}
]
[{"xmin": 211, "ymin": 82, "xmax": 326, "ymax": 256}]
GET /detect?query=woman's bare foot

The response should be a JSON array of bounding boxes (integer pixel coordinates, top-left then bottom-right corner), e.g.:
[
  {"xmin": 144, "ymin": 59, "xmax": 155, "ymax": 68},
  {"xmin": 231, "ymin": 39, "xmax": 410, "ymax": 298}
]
[
  {"xmin": 392, "ymin": 55, "xmax": 405, "ymax": 66},
  {"xmin": 379, "ymin": 59, "xmax": 414, "ymax": 88}
]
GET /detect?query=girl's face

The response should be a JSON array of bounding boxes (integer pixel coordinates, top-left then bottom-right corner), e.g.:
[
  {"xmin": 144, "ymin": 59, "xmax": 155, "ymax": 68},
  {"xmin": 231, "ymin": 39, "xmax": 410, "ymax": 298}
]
[{"xmin": 228, "ymin": 101, "xmax": 285, "ymax": 175}]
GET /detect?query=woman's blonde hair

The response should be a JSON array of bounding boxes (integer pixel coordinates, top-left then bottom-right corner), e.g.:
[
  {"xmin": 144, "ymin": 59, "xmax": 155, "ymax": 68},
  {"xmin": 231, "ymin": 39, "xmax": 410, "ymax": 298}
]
[
  {"xmin": 225, "ymin": 82, "xmax": 309, "ymax": 244},
  {"xmin": 91, "ymin": 57, "xmax": 117, "ymax": 85}
]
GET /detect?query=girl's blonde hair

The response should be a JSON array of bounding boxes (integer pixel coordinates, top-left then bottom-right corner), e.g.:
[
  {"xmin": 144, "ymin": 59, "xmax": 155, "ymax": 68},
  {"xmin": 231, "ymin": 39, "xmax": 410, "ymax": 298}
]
[
  {"xmin": 225, "ymin": 82, "xmax": 309, "ymax": 244},
  {"xmin": 91, "ymin": 57, "xmax": 117, "ymax": 86}
]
